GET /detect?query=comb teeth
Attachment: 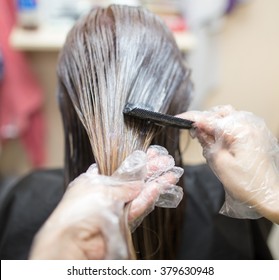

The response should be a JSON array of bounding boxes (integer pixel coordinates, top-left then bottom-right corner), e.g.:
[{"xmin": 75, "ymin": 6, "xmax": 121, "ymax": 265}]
[{"xmin": 123, "ymin": 104, "xmax": 194, "ymax": 129}]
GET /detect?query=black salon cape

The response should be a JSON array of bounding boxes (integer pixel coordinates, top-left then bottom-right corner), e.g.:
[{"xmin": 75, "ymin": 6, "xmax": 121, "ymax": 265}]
[{"xmin": 0, "ymin": 165, "xmax": 273, "ymax": 260}]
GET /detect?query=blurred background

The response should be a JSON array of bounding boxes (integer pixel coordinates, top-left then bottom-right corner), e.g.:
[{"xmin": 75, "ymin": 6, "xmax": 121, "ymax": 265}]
[{"xmin": 0, "ymin": 0, "xmax": 278, "ymax": 258}]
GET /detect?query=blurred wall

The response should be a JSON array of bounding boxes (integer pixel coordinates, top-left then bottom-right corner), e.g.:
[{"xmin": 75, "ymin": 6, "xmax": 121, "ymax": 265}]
[
  {"xmin": 182, "ymin": 0, "xmax": 279, "ymax": 165},
  {"xmin": 206, "ymin": 0, "xmax": 279, "ymax": 133}
]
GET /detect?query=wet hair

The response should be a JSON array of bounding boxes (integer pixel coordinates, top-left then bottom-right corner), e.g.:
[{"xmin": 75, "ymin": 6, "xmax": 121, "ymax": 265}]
[{"xmin": 57, "ymin": 4, "xmax": 192, "ymax": 259}]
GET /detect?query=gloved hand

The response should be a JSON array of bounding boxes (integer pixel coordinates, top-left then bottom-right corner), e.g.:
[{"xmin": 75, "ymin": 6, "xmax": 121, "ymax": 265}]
[
  {"xmin": 30, "ymin": 145, "xmax": 184, "ymax": 260},
  {"xmin": 177, "ymin": 105, "xmax": 279, "ymax": 223}
]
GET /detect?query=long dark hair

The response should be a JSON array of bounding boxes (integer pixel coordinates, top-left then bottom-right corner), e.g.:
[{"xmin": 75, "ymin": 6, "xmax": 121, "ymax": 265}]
[{"xmin": 57, "ymin": 4, "xmax": 192, "ymax": 259}]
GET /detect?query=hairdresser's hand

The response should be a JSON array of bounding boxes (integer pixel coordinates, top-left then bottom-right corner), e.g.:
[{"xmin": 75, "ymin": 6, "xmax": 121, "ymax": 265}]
[
  {"xmin": 177, "ymin": 105, "xmax": 279, "ymax": 223},
  {"xmin": 127, "ymin": 145, "xmax": 184, "ymax": 230},
  {"xmin": 30, "ymin": 145, "xmax": 184, "ymax": 260}
]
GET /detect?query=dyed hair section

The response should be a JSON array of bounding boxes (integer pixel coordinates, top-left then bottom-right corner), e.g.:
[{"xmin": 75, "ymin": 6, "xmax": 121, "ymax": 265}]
[{"xmin": 57, "ymin": 5, "xmax": 192, "ymax": 259}]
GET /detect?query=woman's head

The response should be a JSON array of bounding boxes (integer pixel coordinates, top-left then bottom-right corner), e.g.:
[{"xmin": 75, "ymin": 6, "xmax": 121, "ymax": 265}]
[
  {"xmin": 57, "ymin": 4, "xmax": 192, "ymax": 259},
  {"xmin": 58, "ymin": 4, "xmax": 191, "ymax": 178}
]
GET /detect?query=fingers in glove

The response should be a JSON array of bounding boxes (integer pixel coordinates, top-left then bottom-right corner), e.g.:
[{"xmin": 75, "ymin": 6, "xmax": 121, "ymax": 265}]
[
  {"xmin": 127, "ymin": 167, "xmax": 184, "ymax": 223},
  {"xmin": 128, "ymin": 182, "xmax": 160, "ymax": 223},
  {"xmin": 112, "ymin": 150, "xmax": 147, "ymax": 181},
  {"xmin": 146, "ymin": 145, "xmax": 176, "ymax": 179}
]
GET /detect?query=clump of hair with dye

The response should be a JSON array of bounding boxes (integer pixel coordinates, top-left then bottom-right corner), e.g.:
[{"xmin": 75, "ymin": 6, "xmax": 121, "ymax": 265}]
[{"xmin": 57, "ymin": 5, "xmax": 192, "ymax": 259}]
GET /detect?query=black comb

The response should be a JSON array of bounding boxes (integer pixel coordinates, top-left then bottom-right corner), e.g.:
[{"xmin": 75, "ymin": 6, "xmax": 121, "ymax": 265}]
[{"xmin": 123, "ymin": 104, "xmax": 194, "ymax": 129}]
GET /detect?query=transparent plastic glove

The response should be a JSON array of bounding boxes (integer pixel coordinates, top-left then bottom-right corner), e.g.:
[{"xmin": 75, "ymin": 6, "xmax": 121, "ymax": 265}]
[
  {"xmin": 30, "ymin": 152, "xmax": 145, "ymax": 260},
  {"xmin": 30, "ymin": 145, "xmax": 184, "ymax": 260},
  {"xmin": 177, "ymin": 105, "xmax": 279, "ymax": 223},
  {"xmin": 128, "ymin": 145, "xmax": 184, "ymax": 231}
]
